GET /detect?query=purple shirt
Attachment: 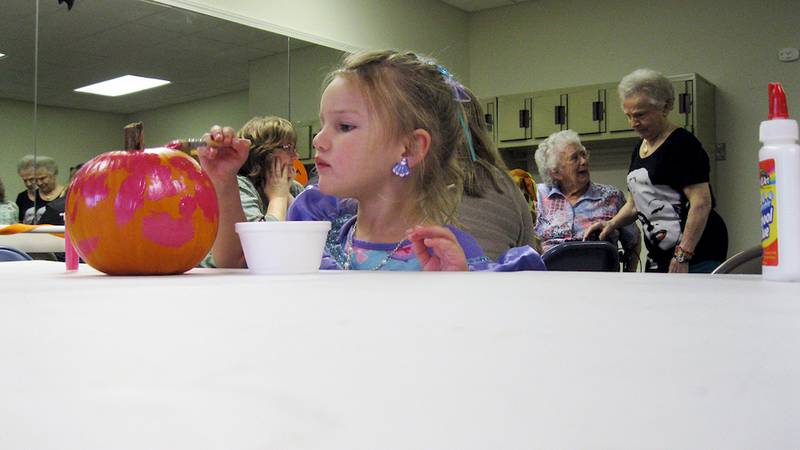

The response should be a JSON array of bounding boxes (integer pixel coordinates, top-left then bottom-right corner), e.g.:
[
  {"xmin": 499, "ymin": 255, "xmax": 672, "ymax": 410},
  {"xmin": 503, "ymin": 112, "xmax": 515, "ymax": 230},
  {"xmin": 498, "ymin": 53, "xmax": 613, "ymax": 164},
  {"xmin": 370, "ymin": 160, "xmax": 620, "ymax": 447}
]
[
  {"xmin": 535, "ymin": 182, "xmax": 639, "ymax": 254},
  {"xmin": 288, "ymin": 185, "xmax": 546, "ymax": 272}
]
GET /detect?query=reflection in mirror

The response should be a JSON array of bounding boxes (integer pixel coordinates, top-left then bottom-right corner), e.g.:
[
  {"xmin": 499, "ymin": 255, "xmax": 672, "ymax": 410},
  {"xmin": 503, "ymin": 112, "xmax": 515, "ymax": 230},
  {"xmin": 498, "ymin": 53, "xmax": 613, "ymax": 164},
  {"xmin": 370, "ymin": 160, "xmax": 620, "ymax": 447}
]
[
  {"xmin": 17, "ymin": 0, "xmax": 303, "ymax": 225},
  {"xmin": 287, "ymin": 37, "xmax": 345, "ymax": 182},
  {"xmin": 0, "ymin": 0, "xmax": 37, "ymax": 225}
]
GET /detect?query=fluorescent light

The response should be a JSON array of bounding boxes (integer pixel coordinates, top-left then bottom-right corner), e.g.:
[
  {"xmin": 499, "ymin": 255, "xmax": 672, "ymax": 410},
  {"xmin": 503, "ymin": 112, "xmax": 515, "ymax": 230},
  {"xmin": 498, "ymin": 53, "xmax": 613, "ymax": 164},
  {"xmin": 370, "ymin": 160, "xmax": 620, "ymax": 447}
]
[
  {"xmin": 0, "ymin": 52, "xmax": 6, "ymax": 59},
  {"xmin": 74, "ymin": 75, "xmax": 170, "ymax": 97}
]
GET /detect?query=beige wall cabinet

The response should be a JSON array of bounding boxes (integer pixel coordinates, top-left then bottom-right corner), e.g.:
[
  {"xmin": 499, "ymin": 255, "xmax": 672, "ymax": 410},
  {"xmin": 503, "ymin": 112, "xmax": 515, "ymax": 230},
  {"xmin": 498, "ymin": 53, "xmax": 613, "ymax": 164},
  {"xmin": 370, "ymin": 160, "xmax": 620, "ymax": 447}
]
[
  {"xmin": 604, "ymin": 82, "xmax": 632, "ymax": 133},
  {"xmin": 567, "ymin": 87, "xmax": 605, "ymax": 135},
  {"xmin": 481, "ymin": 97, "xmax": 498, "ymax": 144},
  {"xmin": 491, "ymin": 73, "xmax": 715, "ymax": 152},
  {"xmin": 532, "ymin": 92, "xmax": 564, "ymax": 138},
  {"xmin": 529, "ymin": 86, "xmax": 609, "ymax": 139},
  {"xmin": 497, "ymin": 94, "xmax": 532, "ymax": 142},
  {"xmin": 669, "ymin": 79, "xmax": 694, "ymax": 132}
]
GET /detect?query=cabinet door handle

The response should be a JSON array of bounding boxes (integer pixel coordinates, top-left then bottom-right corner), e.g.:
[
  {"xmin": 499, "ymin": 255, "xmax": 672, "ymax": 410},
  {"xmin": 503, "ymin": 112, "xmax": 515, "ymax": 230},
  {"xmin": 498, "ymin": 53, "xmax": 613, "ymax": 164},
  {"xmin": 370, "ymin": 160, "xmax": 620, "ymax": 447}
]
[
  {"xmin": 484, "ymin": 113, "xmax": 494, "ymax": 126},
  {"xmin": 679, "ymin": 93, "xmax": 691, "ymax": 114},
  {"xmin": 519, "ymin": 109, "xmax": 530, "ymax": 128},
  {"xmin": 554, "ymin": 105, "xmax": 566, "ymax": 125},
  {"xmin": 592, "ymin": 101, "xmax": 604, "ymax": 121},
  {"xmin": 553, "ymin": 106, "xmax": 560, "ymax": 125}
]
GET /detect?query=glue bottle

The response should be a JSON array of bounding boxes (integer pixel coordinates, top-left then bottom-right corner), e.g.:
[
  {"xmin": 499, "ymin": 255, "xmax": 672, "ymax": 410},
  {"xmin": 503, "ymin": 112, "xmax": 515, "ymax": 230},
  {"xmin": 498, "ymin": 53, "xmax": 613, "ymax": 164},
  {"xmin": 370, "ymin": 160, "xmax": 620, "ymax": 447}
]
[{"xmin": 759, "ymin": 82, "xmax": 800, "ymax": 281}]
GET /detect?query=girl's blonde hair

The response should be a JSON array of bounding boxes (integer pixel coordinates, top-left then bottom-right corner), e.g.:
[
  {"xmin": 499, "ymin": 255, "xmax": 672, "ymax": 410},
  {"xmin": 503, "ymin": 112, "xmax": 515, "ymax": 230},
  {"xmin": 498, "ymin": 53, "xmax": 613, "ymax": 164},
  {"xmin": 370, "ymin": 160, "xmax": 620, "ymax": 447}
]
[
  {"xmin": 237, "ymin": 116, "xmax": 297, "ymax": 199},
  {"xmin": 326, "ymin": 50, "xmax": 468, "ymax": 225}
]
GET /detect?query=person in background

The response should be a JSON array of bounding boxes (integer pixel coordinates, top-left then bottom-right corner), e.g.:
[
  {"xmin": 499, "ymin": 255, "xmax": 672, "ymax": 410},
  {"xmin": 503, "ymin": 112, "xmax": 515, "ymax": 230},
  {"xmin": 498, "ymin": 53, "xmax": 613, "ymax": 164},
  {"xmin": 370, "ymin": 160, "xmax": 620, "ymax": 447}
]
[
  {"xmin": 15, "ymin": 155, "xmax": 65, "ymax": 224},
  {"xmin": 14, "ymin": 155, "xmax": 41, "ymax": 223},
  {"xmin": 584, "ymin": 68, "xmax": 727, "ymax": 273},
  {"xmin": 200, "ymin": 50, "xmax": 544, "ymax": 271},
  {"xmin": 198, "ymin": 116, "xmax": 303, "ymax": 268},
  {"xmin": 509, "ymin": 168, "xmax": 540, "ymax": 251},
  {"xmin": 236, "ymin": 116, "xmax": 304, "ymax": 223},
  {"xmin": 455, "ymin": 88, "xmax": 538, "ymax": 260},
  {"xmin": 535, "ymin": 129, "xmax": 640, "ymax": 271},
  {"xmin": 0, "ymin": 176, "xmax": 19, "ymax": 225},
  {"xmin": 38, "ymin": 163, "xmax": 84, "ymax": 226}
]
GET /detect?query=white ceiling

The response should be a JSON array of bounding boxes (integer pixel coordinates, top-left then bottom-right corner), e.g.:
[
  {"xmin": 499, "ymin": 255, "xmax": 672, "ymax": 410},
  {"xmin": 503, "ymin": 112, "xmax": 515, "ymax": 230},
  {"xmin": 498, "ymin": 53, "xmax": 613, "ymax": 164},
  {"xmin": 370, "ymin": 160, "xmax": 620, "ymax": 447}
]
[
  {"xmin": 0, "ymin": 0, "xmax": 310, "ymax": 114},
  {"xmin": 440, "ymin": 0, "xmax": 533, "ymax": 12}
]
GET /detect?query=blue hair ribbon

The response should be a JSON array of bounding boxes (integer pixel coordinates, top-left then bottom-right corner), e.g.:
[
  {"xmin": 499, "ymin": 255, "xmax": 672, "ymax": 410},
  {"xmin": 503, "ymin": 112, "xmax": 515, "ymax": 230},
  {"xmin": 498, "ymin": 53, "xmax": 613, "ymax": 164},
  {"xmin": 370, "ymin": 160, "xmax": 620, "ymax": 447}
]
[{"xmin": 437, "ymin": 65, "xmax": 477, "ymax": 162}]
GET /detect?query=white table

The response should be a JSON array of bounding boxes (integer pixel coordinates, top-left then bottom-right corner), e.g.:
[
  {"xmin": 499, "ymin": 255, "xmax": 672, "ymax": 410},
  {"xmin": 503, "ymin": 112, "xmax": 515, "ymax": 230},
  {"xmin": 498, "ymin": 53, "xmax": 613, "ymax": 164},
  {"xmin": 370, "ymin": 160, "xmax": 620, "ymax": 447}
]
[{"xmin": 1, "ymin": 261, "xmax": 798, "ymax": 449}]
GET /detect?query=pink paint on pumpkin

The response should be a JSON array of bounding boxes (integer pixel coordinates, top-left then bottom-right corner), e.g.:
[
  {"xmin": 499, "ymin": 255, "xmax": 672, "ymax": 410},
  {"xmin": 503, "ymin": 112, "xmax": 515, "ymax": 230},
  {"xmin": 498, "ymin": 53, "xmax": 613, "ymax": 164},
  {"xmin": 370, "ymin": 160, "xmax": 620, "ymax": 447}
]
[
  {"xmin": 115, "ymin": 172, "xmax": 146, "ymax": 226},
  {"xmin": 178, "ymin": 195, "xmax": 197, "ymax": 218},
  {"xmin": 78, "ymin": 172, "xmax": 110, "ymax": 208},
  {"xmin": 142, "ymin": 211, "xmax": 195, "ymax": 248},
  {"xmin": 146, "ymin": 162, "xmax": 180, "ymax": 201},
  {"xmin": 75, "ymin": 236, "xmax": 100, "ymax": 258},
  {"xmin": 193, "ymin": 182, "xmax": 219, "ymax": 221},
  {"xmin": 169, "ymin": 156, "xmax": 203, "ymax": 182},
  {"xmin": 169, "ymin": 155, "xmax": 218, "ymax": 221}
]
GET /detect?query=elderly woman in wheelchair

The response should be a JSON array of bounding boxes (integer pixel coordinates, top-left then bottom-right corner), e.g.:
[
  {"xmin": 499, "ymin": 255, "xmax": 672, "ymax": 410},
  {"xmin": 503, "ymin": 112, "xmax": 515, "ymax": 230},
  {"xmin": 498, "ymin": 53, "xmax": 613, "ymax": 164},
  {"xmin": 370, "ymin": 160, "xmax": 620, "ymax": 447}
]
[{"xmin": 534, "ymin": 130, "xmax": 640, "ymax": 271}]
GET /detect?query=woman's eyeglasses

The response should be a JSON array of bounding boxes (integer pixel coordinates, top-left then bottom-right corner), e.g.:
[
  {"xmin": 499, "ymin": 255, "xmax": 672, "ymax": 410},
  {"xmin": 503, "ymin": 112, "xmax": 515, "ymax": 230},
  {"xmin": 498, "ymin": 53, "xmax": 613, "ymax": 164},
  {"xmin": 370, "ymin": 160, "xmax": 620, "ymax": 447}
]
[{"xmin": 275, "ymin": 143, "xmax": 297, "ymax": 155}]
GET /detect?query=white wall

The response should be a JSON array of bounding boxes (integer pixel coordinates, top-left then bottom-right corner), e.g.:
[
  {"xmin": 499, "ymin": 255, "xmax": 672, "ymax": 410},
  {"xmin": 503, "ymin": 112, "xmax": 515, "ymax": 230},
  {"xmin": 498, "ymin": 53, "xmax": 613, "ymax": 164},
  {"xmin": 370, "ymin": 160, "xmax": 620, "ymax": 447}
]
[
  {"xmin": 154, "ymin": 0, "xmax": 471, "ymax": 83},
  {"xmin": 130, "ymin": 90, "xmax": 250, "ymax": 146},
  {"xmin": 469, "ymin": 0, "xmax": 800, "ymax": 255},
  {"xmin": 249, "ymin": 44, "xmax": 344, "ymax": 122}
]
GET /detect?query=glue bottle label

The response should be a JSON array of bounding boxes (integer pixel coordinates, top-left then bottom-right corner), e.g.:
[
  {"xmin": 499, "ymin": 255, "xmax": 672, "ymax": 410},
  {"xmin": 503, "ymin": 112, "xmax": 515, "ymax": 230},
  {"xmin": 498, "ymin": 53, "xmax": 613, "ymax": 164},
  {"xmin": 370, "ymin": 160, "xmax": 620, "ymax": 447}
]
[{"xmin": 760, "ymin": 159, "xmax": 778, "ymax": 265}]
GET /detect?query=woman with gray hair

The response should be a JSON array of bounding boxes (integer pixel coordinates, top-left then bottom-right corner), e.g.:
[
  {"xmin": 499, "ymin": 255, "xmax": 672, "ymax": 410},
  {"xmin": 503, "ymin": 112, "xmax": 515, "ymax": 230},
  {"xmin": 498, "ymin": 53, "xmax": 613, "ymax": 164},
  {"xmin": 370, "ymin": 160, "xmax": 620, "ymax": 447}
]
[
  {"xmin": 584, "ymin": 68, "xmax": 727, "ymax": 273},
  {"xmin": 534, "ymin": 129, "xmax": 640, "ymax": 271},
  {"xmin": 14, "ymin": 155, "xmax": 66, "ymax": 224}
]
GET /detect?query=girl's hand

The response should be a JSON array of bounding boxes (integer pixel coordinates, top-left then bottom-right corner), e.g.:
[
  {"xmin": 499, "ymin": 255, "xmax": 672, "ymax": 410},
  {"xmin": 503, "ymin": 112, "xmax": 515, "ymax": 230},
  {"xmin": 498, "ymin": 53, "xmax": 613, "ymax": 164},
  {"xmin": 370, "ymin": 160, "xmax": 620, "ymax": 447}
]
[
  {"xmin": 197, "ymin": 125, "xmax": 251, "ymax": 186},
  {"xmin": 408, "ymin": 225, "xmax": 468, "ymax": 272},
  {"xmin": 264, "ymin": 157, "xmax": 291, "ymax": 201}
]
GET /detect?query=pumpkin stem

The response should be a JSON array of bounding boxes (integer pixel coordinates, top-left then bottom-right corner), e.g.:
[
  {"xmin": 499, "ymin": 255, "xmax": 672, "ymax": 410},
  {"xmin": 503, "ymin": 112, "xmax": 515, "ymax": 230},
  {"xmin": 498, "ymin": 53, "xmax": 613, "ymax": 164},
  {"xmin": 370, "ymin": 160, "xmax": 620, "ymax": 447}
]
[{"xmin": 124, "ymin": 122, "xmax": 144, "ymax": 151}]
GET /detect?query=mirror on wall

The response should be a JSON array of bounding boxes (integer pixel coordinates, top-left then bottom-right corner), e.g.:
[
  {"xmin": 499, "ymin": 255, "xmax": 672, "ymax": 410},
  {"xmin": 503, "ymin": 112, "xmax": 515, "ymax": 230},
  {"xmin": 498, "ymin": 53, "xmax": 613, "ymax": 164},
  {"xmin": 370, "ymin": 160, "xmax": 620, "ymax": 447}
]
[
  {"xmin": 287, "ymin": 37, "xmax": 345, "ymax": 177},
  {"xmin": 1, "ymin": 0, "xmax": 37, "ymax": 224},
  {"xmin": 1, "ymin": 0, "xmax": 348, "ymax": 225}
]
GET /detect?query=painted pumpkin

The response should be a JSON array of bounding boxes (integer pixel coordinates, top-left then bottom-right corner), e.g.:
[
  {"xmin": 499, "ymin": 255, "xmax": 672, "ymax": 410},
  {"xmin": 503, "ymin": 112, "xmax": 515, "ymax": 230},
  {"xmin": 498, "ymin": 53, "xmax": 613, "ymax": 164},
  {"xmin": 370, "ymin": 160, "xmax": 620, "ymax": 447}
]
[{"xmin": 65, "ymin": 148, "xmax": 219, "ymax": 275}]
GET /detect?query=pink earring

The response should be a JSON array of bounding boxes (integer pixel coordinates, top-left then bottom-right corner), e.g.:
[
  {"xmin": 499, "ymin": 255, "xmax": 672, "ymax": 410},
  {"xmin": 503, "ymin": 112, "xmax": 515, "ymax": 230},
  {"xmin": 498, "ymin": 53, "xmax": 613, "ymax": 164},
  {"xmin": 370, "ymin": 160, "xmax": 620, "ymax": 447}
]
[{"xmin": 392, "ymin": 157, "xmax": 410, "ymax": 177}]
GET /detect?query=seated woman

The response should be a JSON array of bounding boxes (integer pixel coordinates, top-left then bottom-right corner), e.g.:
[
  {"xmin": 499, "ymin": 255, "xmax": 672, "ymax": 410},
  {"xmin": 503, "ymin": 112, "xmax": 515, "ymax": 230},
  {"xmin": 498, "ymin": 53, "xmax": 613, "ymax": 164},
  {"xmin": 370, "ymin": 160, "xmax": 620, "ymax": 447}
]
[
  {"xmin": 534, "ymin": 129, "xmax": 640, "ymax": 271},
  {"xmin": 199, "ymin": 116, "xmax": 303, "ymax": 267}
]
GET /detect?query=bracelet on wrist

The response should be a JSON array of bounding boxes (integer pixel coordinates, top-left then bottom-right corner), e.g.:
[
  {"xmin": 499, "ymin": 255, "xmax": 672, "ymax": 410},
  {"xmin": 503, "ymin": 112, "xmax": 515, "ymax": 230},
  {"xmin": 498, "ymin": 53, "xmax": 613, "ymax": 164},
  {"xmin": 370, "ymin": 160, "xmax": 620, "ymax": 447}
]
[{"xmin": 673, "ymin": 245, "xmax": 694, "ymax": 264}]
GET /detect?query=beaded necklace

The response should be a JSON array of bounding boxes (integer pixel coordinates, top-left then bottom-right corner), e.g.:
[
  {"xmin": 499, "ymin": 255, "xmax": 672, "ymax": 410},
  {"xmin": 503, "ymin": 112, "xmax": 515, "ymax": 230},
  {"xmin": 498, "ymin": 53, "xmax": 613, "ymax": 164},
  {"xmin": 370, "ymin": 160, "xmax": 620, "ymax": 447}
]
[{"xmin": 342, "ymin": 222, "xmax": 408, "ymax": 271}]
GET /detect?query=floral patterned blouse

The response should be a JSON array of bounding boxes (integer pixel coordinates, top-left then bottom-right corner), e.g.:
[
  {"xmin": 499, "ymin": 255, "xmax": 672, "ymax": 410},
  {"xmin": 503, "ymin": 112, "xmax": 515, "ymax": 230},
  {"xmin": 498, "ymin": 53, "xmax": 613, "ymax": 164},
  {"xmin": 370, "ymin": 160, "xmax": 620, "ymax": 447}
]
[{"xmin": 535, "ymin": 182, "xmax": 639, "ymax": 254}]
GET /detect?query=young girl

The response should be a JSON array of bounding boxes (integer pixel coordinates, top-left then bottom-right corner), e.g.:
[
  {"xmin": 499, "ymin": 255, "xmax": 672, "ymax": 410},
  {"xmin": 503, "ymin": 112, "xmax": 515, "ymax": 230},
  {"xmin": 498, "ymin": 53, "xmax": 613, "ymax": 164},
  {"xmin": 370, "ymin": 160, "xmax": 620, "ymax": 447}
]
[{"xmin": 200, "ymin": 50, "xmax": 543, "ymax": 271}]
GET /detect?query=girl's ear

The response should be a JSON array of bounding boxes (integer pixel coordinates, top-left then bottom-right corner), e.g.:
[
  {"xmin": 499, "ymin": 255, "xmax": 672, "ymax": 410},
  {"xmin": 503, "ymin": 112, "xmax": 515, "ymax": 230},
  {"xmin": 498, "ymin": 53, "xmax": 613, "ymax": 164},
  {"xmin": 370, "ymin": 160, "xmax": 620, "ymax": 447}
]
[{"xmin": 404, "ymin": 128, "xmax": 431, "ymax": 168}]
